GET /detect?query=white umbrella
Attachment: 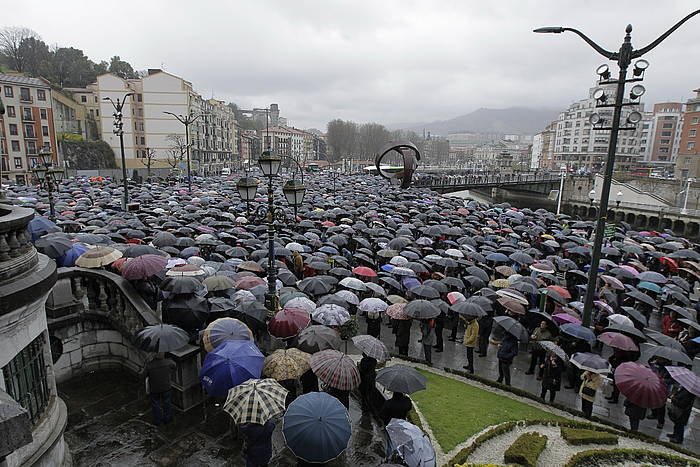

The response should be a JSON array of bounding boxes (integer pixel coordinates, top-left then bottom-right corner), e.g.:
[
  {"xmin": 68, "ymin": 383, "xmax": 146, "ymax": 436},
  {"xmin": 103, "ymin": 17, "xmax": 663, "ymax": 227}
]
[
  {"xmin": 359, "ymin": 298, "xmax": 389, "ymax": 314},
  {"xmin": 339, "ymin": 277, "xmax": 367, "ymax": 291},
  {"xmin": 608, "ymin": 313, "xmax": 634, "ymax": 327}
]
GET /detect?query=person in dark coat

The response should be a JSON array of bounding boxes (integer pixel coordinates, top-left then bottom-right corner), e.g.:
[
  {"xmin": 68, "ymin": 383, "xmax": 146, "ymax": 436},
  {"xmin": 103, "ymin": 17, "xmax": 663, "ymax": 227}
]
[
  {"xmin": 278, "ymin": 378, "xmax": 297, "ymax": 408},
  {"xmin": 433, "ymin": 311, "xmax": 445, "ymax": 352},
  {"xmin": 299, "ymin": 368, "xmax": 318, "ymax": 394},
  {"xmin": 142, "ymin": 353, "xmax": 176, "ymax": 425},
  {"xmin": 395, "ymin": 319, "xmax": 412, "ymax": 356},
  {"xmin": 366, "ymin": 311, "xmax": 382, "ymax": 338},
  {"xmin": 325, "ymin": 385, "xmax": 350, "ymax": 410},
  {"xmin": 539, "ymin": 354, "xmax": 562, "ymax": 403},
  {"xmin": 477, "ymin": 312, "xmax": 493, "ymax": 357},
  {"xmin": 419, "ymin": 319, "xmax": 434, "ymax": 365},
  {"xmin": 667, "ymin": 387, "xmax": 696, "ymax": 444},
  {"xmin": 624, "ymin": 398, "xmax": 646, "ymax": 431},
  {"xmin": 379, "ymin": 392, "xmax": 412, "ymax": 426},
  {"xmin": 240, "ymin": 419, "xmax": 276, "ymax": 467},
  {"xmin": 496, "ymin": 334, "xmax": 518, "ymax": 386},
  {"xmin": 357, "ymin": 354, "xmax": 382, "ymax": 414}
]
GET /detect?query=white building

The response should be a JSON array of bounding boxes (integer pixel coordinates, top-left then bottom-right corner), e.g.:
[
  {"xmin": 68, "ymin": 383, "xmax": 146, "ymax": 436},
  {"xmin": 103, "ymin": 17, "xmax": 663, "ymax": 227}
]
[{"xmin": 530, "ymin": 133, "xmax": 543, "ymax": 169}]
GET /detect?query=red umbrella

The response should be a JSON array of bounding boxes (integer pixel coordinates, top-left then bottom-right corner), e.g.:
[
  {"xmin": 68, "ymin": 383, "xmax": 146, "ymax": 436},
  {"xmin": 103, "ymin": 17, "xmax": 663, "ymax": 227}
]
[
  {"xmin": 352, "ymin": 266, "xmax": 377, "ymax": 278},
  {"xmin": 235, "ymin": 276, "xmax": 266, "ymax": 290},
  {"xmin": 547, "ymin": 285, "xmax": 571, "ymax": 299},
  {"xmin": 598, "ymin": 332, "xmax": 638, "ymax": 351},
  {"xmin": 659, "ymin": 257, "xmax": 679, "ymax": 272},
  {"xmin": 614, "ymin": 362, "xmax": 667, "ymax": 408},
  {"xmin": 268, "ymin": 307, "xmax": 311, "ymax": 339},
  {"xmin": 122, "ymin": 254, "xmax": 168, "ymax": 280}
]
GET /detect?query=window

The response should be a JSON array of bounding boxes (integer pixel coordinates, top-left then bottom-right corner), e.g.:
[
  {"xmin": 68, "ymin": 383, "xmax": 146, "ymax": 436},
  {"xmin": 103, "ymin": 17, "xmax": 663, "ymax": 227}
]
[
  {"xmin": 659, "ymin": 147, "xmax": 669, "ymax": 153},
  {"xmin": 140, "ymin": 136, "xmax": 145, "ymax": 145},
  {"xmin": 19, "ymin": 87, "xmax": 31, "ymax": 102},
  {"xmin": 689, "ymin": 142, "xmax": 696, "ymax": 151},
  {"xmin": 693, "ymin": 117, "xmax": 699, "ymax": 125},
  {"xmin": 22, "ymin": 108, "xmax": 33, "ymax": 121},
  {"xmin": 24, "ymin": 125, "xmax": 35, "ymax": 138},
  {"xmin": 13, "ymin": 157, "xmax": 22, "ymax": 168},
  {"xmin": 80, "ymin": 95, "xmax": 87, "ymax": 103},
  {"xmin": 11, "ymin": 141, "xmax": 20, "ymax": 151},
  {"xmin": 9, "ymin": 124, "xmax": 17, "ymax": 136},
  {"xmin": 26, "ymin": 141, "xmax": 37, "ymax": 154},
  {"xmin": 660, "ymin": 139, "xmax": 670, "ymax": 144},
  {"xmin": 37, "ymin": 89, "xmax": 46, "ymax": 101},
  {"xmin": 6, "ymin": 106, "xmax": 15, "ymax": 118},
  {"xmin": 137, "ymin": 94, "xmax": 143, "ymax": 102},
  {"xmin": 4, "ymin": 86, "xmax": 13, "ymax": 97},
  {"xmin": 661, "ymin": 131, "xmax": 671, "ymax": 137},
  {"xmin": 686, "ymin": 157, "xmax": 693, "ymax": 163},
  {"xmin": 691, "ymin": 129, "xmax": 697, "ymax": 137},
  {"xmin": 2, "ymin": 334, "xmax": 50, "ymax": 424},
  {"xmin": 664, "ymin": 116, "xmax": 674, "ymax": 120},
  {"xmin": 40, "ymin": 109, "xmax": 47, "ymax": 120},
  {"xmin": 662, "ymin": 123, "xmax": 673, "ymax": 128},
  {"xmin": 42, "ymin": 125, "xmax": 49, "ymax": 137}
]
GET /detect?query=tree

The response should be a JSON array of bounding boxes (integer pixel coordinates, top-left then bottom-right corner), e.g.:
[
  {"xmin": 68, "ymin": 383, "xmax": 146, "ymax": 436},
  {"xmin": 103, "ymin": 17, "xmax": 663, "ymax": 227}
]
[
  {"xmin": 0, "ymin": 26, "xmax": 40, "ymax": 72},
  {"xmin": 140, "ymin": 147, "xmax": 157, "ymax": 176},
  {"xmin": 18, "ymin": 37, "xmax": 50, "ymax": 77},
  {"xmin": 165, "ymin": 134, "xmax": 187, "ymax": 170},
  {"xmin": 48, "ymin": 47, "xmax": 96, "ymax": 87},
  {"xmin": 358, "ymin": 123, "xmax": 390, "ymax": 159},
  {"xmin": 326, "ymin": 119, "xmax": 357, "ymax": 162},
  {"xmin": 108, "ymin": 55, "xmax": 138, "ymax": 79}
]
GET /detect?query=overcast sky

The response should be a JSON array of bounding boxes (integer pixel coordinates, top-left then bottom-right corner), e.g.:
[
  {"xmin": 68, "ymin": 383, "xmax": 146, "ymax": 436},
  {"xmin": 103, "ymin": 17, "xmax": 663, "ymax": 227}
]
[{"xmin": 4, "ymin": 1, "xmax": 699, "ymax": 130}]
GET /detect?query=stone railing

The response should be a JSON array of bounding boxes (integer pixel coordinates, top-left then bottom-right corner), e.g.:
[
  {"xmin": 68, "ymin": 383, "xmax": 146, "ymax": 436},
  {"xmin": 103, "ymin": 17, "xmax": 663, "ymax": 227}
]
[
  {"xmin": 47, "ymin": 267, "xmax": 203, "ymax": 411},
  {"xmin": 0, "ymin": 203, "xmax": 37, "ymax": 282}
]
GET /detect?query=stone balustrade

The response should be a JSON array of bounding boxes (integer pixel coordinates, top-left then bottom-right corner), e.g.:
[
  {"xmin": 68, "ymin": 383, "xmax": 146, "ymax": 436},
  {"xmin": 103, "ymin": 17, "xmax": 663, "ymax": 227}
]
[
  {"xmin": 47, "ymin": 267, "xmax": 203, "ymax": 411},
  {"xmin": 0, "ymin": 203, "xmax": 37, "ymax": 283}
]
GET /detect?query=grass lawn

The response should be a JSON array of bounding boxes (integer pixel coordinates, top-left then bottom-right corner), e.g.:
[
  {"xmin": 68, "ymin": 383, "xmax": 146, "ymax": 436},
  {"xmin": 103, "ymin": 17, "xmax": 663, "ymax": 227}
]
[{"xmin": 410, "ymin": 369, "xmax": 564, "ymax": 452}]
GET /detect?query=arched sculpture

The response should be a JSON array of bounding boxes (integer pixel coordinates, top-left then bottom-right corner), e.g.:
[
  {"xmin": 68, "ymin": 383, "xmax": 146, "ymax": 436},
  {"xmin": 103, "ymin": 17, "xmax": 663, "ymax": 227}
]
[{"xmin": 375, "ymin": 141, "xmax": 421, "ymax": 189}]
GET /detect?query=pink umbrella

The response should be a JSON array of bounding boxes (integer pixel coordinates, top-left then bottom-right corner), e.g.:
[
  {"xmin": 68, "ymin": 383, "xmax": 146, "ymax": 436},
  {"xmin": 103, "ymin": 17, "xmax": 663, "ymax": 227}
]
[
  {"xmin": 593, "ymin": 300, "xmax": 614, "ymax": 314},
  {"xmin": 614, "ymin": 362, "xmax": 667, "ymax": 408},
  {"xmin": 552, "ymin": 313, "xmax": 581, "ymax": 325},
  {"xmin": 386, "ymin": 303, "xmax": 409, "ymax": 320},
  {"xmin": 600, "ymin": 274, "xmax": 625, "ymax": 290},
  {"xmin": 235, "ymin": 276, "xmax": 266, "ymax": 290},
  {"xmin": 122, "ymin": 254, "xmax": 168, "ymax": 280},
  {"xmin": 619, "ymin": 265, "xmax": 640, "ymax": 276},
  {"xmin": 447, "ymin": 291, "xmax": 466, "ymax": 305},
  {"xmin": 598, "ymin": 332, "xmax": 638, "ymax": 351}
]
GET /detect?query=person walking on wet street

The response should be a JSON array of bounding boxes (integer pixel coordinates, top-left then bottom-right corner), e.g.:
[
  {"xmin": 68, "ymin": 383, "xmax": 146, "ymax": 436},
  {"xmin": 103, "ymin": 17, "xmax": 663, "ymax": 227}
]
[
  {"xmin": 240, "ymin": 419, "xmax": 276, "ymax": 467},
  {"xmin": 624, "ymin": 398, "xmax": 646, "ymax": 432},
  {"xmin": 496, "ymin": 333, "xmax": 518, "ymax": 386},
  {"xmin": 667, "ymin": 386, "xmax": 696, "ymax": 444},
  {"xmin": 395, "ymin": 318, "xmax": 412, "ymax": 357},
  {"xmin": 579, "ymin": 370, "xmax": 603, "ymax": 419},
  {"xmin": 539, "ymin": 354, "xmax": 562, "ymax": 403},
  {"xmin": 477, "ymin": 311, "xmax": 493, "ymax": 357},
  {"xmin": 379, "ymin": 392, "xmax": 412, "ymax": 426},
  {"xmin": 462, "ymin": 316, "xmax": 478, "ymax": 373},
  {"xmin": 143, "ymin": 353, "xmax": 176, "ymax": 426},
  {"xmin": 420, "ymin": 319, "xmax": 434, "ymax": 365}
]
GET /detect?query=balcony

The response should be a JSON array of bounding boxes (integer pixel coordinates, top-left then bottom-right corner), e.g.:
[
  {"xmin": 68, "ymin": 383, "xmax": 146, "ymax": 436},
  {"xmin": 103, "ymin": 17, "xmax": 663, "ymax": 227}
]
[
  {"xmin": 19, "ymin": 95, "xmax": 33, "ymax": 104},
  {"xmin": 0, "ymin": 204, "xmax": 40, "ymax": 286}
]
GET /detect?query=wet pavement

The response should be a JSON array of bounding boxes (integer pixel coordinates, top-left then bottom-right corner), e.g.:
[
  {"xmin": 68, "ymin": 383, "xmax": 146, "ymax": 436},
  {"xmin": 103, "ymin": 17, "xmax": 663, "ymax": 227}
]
[{"xmin": 58, "ymin": 371, "xmax": 387, "ymax": 466}]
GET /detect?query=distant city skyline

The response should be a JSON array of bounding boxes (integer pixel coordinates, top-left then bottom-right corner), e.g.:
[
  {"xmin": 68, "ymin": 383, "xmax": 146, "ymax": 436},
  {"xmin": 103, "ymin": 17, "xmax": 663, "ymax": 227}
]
[{"xmin": 3, "ymin": 1, "xmax": 699, "ymax": 129}]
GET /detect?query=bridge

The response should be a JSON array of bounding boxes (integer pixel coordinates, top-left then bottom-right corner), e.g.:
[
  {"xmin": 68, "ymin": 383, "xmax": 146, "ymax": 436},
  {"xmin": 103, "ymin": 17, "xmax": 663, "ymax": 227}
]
[{"xmin": 414, "ymin": 172, "xmax": 560, "ymax": 194}]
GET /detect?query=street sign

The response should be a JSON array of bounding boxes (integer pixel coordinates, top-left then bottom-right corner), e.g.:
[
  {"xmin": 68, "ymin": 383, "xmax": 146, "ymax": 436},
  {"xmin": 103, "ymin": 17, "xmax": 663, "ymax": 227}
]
[{"xmin": 603, "ymin": 223, "xmax": 616, "ymax": 239}]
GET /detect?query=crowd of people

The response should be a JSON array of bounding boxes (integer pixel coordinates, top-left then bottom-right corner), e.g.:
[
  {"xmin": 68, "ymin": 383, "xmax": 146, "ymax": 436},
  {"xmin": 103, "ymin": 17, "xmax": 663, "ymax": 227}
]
[{"xmin": 6, "ymin": 169, "xmax": 700, "ymax": 465}]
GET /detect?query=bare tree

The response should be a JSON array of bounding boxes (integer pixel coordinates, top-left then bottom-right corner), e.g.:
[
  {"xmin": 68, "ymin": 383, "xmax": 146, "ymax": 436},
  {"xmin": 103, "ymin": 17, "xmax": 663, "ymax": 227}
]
[
  {"xmin": 0, "ymin": 27, "xmax": 39, "ymax": 72},
  {"xmin": 165, "ymin": 134, "xmax": 187, "ymax": 170},
  {"xmin": 358, "ymin": 123, "xmax": 390, "ymax": 159},
  {"xmin": 140, "ymin": 147, "xmax": 157, "ymax": 176},
  {"xmin": 326, "ymin": 119, "xmax": 357, "ymax": 162}
]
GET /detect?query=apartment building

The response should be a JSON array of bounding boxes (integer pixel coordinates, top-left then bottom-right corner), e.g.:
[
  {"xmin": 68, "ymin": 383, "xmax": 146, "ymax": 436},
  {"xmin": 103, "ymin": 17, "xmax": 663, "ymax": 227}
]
[
  {"xmin": 637, "ymin": 102, "xmax": 683, "ymax": 173},
  {"xmin": 260, "ymin": 126, "xmax": 325, "ymax": 165},
  {"xmin": 552, "ymin": 85, "xmax": 642, "ymax": 174},
  {"xmin": 52, "ymin": 89, "xmax": 98, "ymax": 141},
  {"xmin": 0, "ymin": 73, "xmax": 58, "ymax": 185},
  {"xmin": 531, "ymin": 121, "xmax": 557, "ymax": 170},
  {"xmin": 675, "ymin": 88, "xmax": 700, "ymax": 179}
]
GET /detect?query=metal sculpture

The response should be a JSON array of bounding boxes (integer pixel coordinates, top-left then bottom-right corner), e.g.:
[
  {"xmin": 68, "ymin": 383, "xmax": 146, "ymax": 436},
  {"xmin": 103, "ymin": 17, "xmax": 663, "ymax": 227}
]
[{"xmin": 375, "ymin": 141, "xmax": 421, "ymax": 189}]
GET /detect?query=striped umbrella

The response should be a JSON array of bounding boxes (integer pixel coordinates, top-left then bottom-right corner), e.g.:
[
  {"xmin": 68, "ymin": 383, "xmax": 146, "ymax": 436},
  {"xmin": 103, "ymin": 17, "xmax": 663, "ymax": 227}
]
[
  {"xmin": 263, "ymin": 348, "xmax": 311, "ymax": 380},
  {"xmin": 75, "ymin": 246, "xmax": 123, "ymax": 268},
  {"xmin": 202, "ymin": 318, "xmax": 253, "ymax": 352},
  {"xmin": 223, "ymin": 378, "xmax": 288, "ymax": 425},
  {"xmin": 310, "ymin": 349, "xmax": 360, "ymax": 390},
  {"xmin": 666, "ymin": 366, "xmax": 700, "ymax": 397},
  {"xmin": 352, "ymin": 335, "xmax": 390, "ymax": 361},
  {"xmin": 614, "ymin": 362, "xmax": 667, "ymax": 408}
]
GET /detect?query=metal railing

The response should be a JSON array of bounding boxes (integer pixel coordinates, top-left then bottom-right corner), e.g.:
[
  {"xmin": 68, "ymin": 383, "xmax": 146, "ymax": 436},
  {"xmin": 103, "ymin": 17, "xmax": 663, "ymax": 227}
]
[{"xmin": 415, "ymin": 172, "xmax": 558, "ymax": 188}]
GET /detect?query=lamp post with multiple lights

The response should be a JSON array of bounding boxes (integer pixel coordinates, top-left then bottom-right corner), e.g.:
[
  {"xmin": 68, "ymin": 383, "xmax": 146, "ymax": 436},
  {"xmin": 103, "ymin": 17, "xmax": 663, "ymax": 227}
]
[
  {"xmin": 32, "ymin": 148, "xmax": 64, "ymax": 220},
  {"xmin": 103, "ymin": 93, "xmax": 134, "ymax": 209},
  {"xmin": 534, "ymin": 8, "xmax": 700, "ymax": 327},
  {"xmin": 164, "ymin": 110, "xmax": 202, "ymax": 193}
]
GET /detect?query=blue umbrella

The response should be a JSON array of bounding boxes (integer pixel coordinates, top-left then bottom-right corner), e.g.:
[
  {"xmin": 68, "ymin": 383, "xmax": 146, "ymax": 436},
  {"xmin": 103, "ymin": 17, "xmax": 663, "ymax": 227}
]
[
  {"xmin": 402, "ymin": 277, "xmax": 421, "ymax": 290},
  {"xmin": 199, "ymin": 340, "xmax": 264, "ymax": 397},
  {"xmin": 57, "ymin": 243, "xmax": 91, "ymax": 267},
  {"xmin": 386, "ymin": 419, "xmax": 436, "ymax": 467},
  {"xmin": 560, "ymin": 322, "xmax": 596, "ymax": 344},
  {"xmin": 28, "ymin": 216, "xmax": 60, "ymax": 241},
  {"xmin": 381, "ymin": 264, "xmax": 395, "ymax": 273},
  {"xmin": 485, "ymin": 252, "xmax": 510, "ymax": 263},
  {"xmin": 638, "ymin": 281, "xmax": 662, "ymax": 293},
  {"xmin": 282, "ymin": 392, "xmax": 351, "ymax": 463}
]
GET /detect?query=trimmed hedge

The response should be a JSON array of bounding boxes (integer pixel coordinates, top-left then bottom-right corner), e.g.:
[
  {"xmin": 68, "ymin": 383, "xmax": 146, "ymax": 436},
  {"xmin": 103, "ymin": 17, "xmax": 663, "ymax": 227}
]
[
  {"xmin": 560, "ymin": 427, "xmax": 618, "ymax": 446},
  {"xmin": 503, "ymin": 432, "xmax": 547, "ymax": 467},
  {"xmin": 563, "ymin": 448, "xmax": 700, "ymax": 467},
  {"xmin": 385, "ymin": 357, "xmax": 698, "ymax": 460}
]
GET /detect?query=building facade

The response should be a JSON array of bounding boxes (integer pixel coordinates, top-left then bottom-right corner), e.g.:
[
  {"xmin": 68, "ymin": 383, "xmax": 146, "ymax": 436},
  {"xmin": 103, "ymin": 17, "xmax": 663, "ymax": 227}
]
[
  {"xmin": 637, "ymin": 102, "xmax": 683, "ymax": 173},
  {"xmin": 0, "ymin": 74, "xmax": 58, "ymax": 185},
  {"xmin": 531, "ymin": 121, "xmax": 557, "ymax": 170},
  {"xmin": 52, "ymin": 89, "xmax": 98, "ymax": 142},
  {"xmin": 260, "ymin": 126, "xmax": 325, "ymax": 166},
  {"xmin": 552, "ymin": 85, "xmax": 642, "ymax": 174},
  {"xmin": 675, "ymin": 88, "xmax": 700, "ymax": 179}
]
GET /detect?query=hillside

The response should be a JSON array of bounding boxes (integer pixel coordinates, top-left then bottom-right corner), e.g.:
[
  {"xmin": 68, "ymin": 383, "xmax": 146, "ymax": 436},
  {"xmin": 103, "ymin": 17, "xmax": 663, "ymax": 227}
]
[{"xmin": 402, "ymin": 107, "xmax": 560, "ymax": 135}]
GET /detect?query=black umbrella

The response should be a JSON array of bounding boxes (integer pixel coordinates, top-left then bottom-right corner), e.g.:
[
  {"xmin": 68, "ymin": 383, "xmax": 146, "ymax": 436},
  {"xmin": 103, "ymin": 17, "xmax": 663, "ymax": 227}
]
[
  {"xmin": 135, "ymin": 323, "xmax": 189, "ymax": 352},
  {"xmin": 493, "ymin": 316, "xmax": 528, "ymax": 342},
  {"xmin": 298, "ymin": 277, "xmax": 334, "ymax": 296},
  {"xmin": 160, "ymin": 276, "xmax": 205, "ymax": 294},
  {"xmin": 404, "ymin": 300, "xmax": 441, "ymax": 319},
  {"xmin": 376, "ymin": 365, "xmax": 427, "ymax": 394},
  {"xmin": 451, "ymin": 302, "xmax": 486, "ymax": 318}
]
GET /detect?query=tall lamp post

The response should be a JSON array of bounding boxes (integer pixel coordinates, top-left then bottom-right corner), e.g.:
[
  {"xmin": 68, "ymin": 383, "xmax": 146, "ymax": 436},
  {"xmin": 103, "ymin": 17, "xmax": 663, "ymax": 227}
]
[
  {"xmin": 32, "ymin": 148, "xmax": 64, "ymax": 220},
  {"xmin": 556, "ymin": 165, "xmax": 566, "ymax": 215},
  {"xmin": 680, "ymin": 178, "xmax": 694, "ymax": 215},
  {"xmin": 535, "ymin": 8, "xmax": 700, "ymax": 327},
  {"xmin": 164, "ymin": 111, "xmax": 202, "ymax": 193},
  {"xmin": 104, "ymin": 93, "xmax": 134, "ymax": 209},
  {"xmin": 615, "ymin": 190, "xmax": 623, "ymax": 208},
  {"xmin": 588, "ymin": 188, "xmax": 596, "ymax": 207},
  {"xmin": 237, "ymin": 151, "xmax": 306, "ymax": 312}
]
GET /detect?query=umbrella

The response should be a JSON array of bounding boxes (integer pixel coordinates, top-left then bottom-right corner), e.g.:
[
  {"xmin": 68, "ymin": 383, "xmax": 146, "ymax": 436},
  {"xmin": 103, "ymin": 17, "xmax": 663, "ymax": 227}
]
[
  {"xmin": 28, "ymin": 215, "xmax": 61, "ymax": 241},
  {"xmin": 35, "ymin": 235, "xmax": 73, "ymax": 258},
  {"xmin": 570, "ymin": 352, "xmax": 611, "ymax": 373},
  {"xmin": 309, "ymin": 349, "xmax": 361, "ymax": 390},
  {"xmin": 404, "ymin": 300, "xmax": 441, "ymax": 319},
  {"xmin": 57, "ymin": 242, "xmax": 92, "ymax": 267},
  {"xmin": 296, "ymin": 325, "xmax": 342, "ymax": 353},
  {"xmin": 352, "ymin": 266, "xmax": 377, "ymax": 277},
  {"xmin": 135, "ymin": 323, "xmax": 189, "ymax": 352},
  {"xmin": 451, "ymin": 301, "xmax": 486, "ymax": 318},
  {"xmin": 493, "ymin": 316, "xmax": 528, "ymax": 342},
  {"xmin": 223, "ymin": 378, "xmax": 288, "ymax": 425},
  {"xmin": 352, "ymin": 335, "xmax": 390, "ymax": 361},
  {"xmin": 559, "ymin": 323, "xmax": 596, "ymax": 344},
  {"xmin": 411, "ymin": 285, "xmax": 440, "ymax": 299},
  {"xmin": 262, "ymin": 348, "xmax": 311, "ymax": 380},
  {"xmin": 282, "ymin": 392, "xmax": 351, "ymax": 464},
  {"xmin": 598, "ymin": 332, "xmax": 638, "ymax": 351},
  {"xmin": 202, "ymin": 318, "xmax": 253, "ymax": 352},
  {"xmin": 75, "ymin": 246, "xmax": 123, "ymax": 268},
  {"xmin": 160, "ymin": 276, "xmax": 205, "ymax": 294},
  {"xmin": 386, "ymin": 303, "xmax": 410, "ymax": 320},
  {"xmin": 386, "ymin": 419, "xmax": 436, "ymax": 467},
  {"xmin": 339, "ymin": 277, "xmax": 367, "ymax": 292},
  {"xmin": 646, "ymin": 330, "xmax": 686, "ymax": 353},
  {"xmin": 268, "ymin": 307, "xmax": 311, "ymax": 339},
  {"xmin": 641, "ymin": 344, "xmax": 692, "ymax": 365},
  {"xmin": 666, "ymin": 366, "xmax": 700, "ymax": 397},
  {"xmin": 607, "ymin": 314, "xmax": 634, "ymax": 328},
  {"xmin": 199, "ymin": 340, "xmax": 265, "ymax": 397},
  {"xmin": 637, "ymin": 271, "xmax": 667, "ymax": 284},
  {"xmin": 539, "ymin": 340, "xmax": 568, "ymax": 361},
  {"xmin": 497, "ymin": 297, "xmax": 526, "ymax": 314},
  {"xmin": 552, "ymin": 313, "xmax": 581, "ymax": 325},
  {"xmin": 312, "ymin": 304, "xmax": 351, "ymax": 326},
  {"xmin": 359, "ymin": 297, "xmax": 389, "ymax": 314},
  {"xmin": 299, "ymin": 276, "xmax": 334, "ymax": 295},
  {"xmin": 122, "ymin": 254, "xmax": 168, "ymax": 280},
  {"xmin": 203, "ymin": 275, "xmax": 236, "ymax": 291},
  {"xmin": 376, "ymin": 365, "xmax": 427, "ymax": 394},
  {"xmin": 614, "ymin": 362, "xmax": 667, "ymax": 409}
]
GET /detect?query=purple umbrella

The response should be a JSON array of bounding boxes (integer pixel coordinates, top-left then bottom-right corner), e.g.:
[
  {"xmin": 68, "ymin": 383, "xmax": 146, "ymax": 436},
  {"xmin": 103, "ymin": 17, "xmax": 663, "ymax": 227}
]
[
  {"xmin": 122, "ymin": 254, "xmax": 168, "ymax": 280},
  {"xmin": 552, "ymin": 313, "xmax": 581, "ymax": 325},
  {"xmin": 666, "ymin": 366, "xmax": 700, "ymax": 397},
  {"xmin": 615, "ymin": 362, "xmax": 667, "ymax": 408}
]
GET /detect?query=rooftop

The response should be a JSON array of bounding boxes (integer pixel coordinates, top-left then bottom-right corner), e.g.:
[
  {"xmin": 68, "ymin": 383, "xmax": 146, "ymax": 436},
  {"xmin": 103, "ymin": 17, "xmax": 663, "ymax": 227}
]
[{"xmin": 0, "ymin": 73, "xmax": 50, "ymax": 89}]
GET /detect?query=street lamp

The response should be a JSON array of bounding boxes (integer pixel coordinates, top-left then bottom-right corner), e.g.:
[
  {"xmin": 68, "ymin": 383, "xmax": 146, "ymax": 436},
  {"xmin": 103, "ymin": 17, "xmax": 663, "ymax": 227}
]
[
  {"xmin": 616, "ymin": 190, "xmax": 623, "ymax": 208},
  {"xmin": 534, "ymin": 8, "xmax": 700, "ymax": 327},
  {"xmin": 681, "ymin": 178, "xmax": 694, "ymax": 215},
  {"xmin": 236, "ymin": 176, "xmax": 260, "ymax": 217},
  {"xmin": 32, "ymin": 148, "xmax": 64, "ymax": 220},
  {"xmin": 103, "ymin": 93, "xmax": 134, "ymax": 209},
  {"xmin": 164, "ymin": 110, "xmax": 202, "ymax": 193},
  {"xmin": 588, "ymin": 188, "xmax": 596, "ymax": 206},
  {"xmin": 556, "ymin": 165, "xmax": 566, "ymax": 215}
]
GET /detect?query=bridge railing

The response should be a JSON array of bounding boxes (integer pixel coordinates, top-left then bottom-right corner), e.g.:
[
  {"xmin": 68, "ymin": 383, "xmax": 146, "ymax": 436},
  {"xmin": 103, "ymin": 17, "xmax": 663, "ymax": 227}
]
[{"xmin": 415, "ymin": 172, "xmax": 558, "ymax": 188}]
